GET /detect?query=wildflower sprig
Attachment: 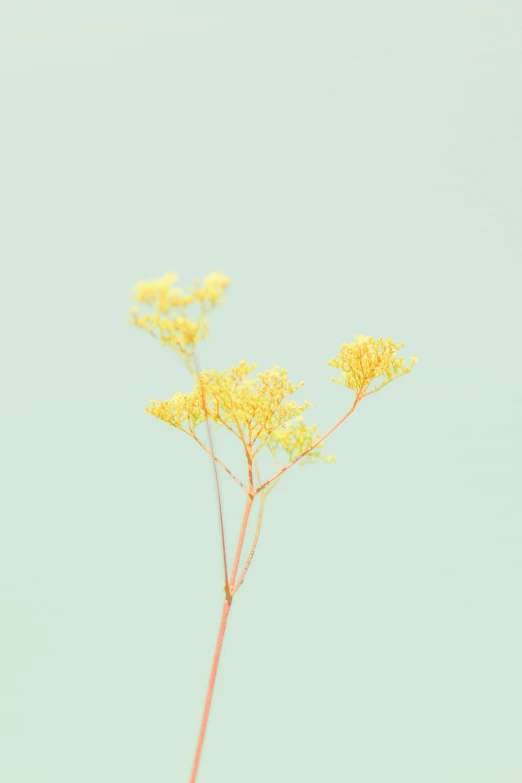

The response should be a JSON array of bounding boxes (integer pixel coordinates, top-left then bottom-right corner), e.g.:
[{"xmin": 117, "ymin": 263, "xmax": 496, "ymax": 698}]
[
  {"xmin": 130, "ymin": 271, "xmax": 229, "ymax": 366},
  {"xmin": 129, "ymin": 270, "xmax": 418, "ymax": 783}
]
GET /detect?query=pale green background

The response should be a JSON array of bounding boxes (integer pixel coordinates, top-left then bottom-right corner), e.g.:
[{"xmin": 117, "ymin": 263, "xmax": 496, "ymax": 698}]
[{"xmin": 1, "ymin": 2, "xmax": 521, "ymax": 782}]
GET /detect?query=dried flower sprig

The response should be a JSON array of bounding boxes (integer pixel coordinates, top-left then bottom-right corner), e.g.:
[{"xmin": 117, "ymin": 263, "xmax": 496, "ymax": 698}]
[{"xmin": 129, "ymin": 271, "xmax": 418, "ymax": 783}]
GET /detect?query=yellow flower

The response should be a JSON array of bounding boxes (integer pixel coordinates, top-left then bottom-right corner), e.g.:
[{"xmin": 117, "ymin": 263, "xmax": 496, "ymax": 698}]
[
  {"xmin": 265, "ymin": 416, "xmax": 335, "ymax": 467},
  {"xmin": 129, "ymin": 271, "xmax": 230, "ymax": 365},
  {"xmin": 329, "ymin": 335, "xmax": 417, "ymax": 396},
  {"xmin": 147, "ymin": 388, "xmax": 208, "ymax": 433}
]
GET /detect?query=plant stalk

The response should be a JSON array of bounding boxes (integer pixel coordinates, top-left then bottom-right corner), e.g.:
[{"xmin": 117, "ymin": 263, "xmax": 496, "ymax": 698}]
[
  {"xmin": 189, "ymin": 598, "xmax": 232, "ymax": 783},
  {"xmin": 189, "ymin": 485, "xmax": 255, "ymax": 782}
]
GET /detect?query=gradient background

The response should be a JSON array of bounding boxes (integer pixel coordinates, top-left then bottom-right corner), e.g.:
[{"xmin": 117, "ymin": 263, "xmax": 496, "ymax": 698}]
[{"xmin": 1, "ymin": 2, "xmax": 521, "ymax": 782}]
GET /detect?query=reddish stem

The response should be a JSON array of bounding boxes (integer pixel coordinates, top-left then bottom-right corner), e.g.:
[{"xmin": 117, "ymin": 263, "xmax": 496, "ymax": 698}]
[
  {"xmin": 189, "ymin": 599, "xmax": 232, "ymax": 783},
  {"xmin": 255, "ymin": 391, "xmax": 363, "ymax": 494},
  {"xmin": 189, "ymin": 485, "xmax": 255, "ymax": 783},
  {"xmin": 230, "ymin": 494, "xmax": 254, "ymax": 588}
]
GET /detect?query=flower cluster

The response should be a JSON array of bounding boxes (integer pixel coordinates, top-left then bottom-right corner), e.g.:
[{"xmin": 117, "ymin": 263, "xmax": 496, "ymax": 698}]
[
  {"xmin": 131, "ymin": 273, "xmax": 418, "ymax": 483},
  {"xmin": 329, "ymin": 335, "xmax": 418, "ymax": 396},
  {"xmin": 265, "ymin": 416, "xmax": 336, "ymax": 467},
  {"xmin": 130, "ymin": 271, "xmax": 230, "ymax": 364},
  {"xmin": 146, "ymin": 361, "xmax": 334, "ymax": 467},
  {"xmin": 146, "ymin": 387, "xmax": 208, "ymax": 434},
  {"xmin": 197, "ymin": 362, "xmax": 312, "ymax": 448}
]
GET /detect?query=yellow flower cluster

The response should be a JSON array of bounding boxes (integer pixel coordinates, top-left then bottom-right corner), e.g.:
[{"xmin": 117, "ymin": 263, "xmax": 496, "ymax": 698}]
[
  {"xmin": 146, "ymin": 387, "xmax": 208, "ymax": 434},
  {"xmin": 265, "ymin": 416, "xmax": 336, "ymax": 467},
  {"xmin": 197, "ymin": 362, "xmax": 311, "ymax": 447},
  {"xmin": 130, "ymin": 272, "xmax": 417, "ymax": 484},
  {"xmin": 329, "ymin": 335, "xmax": 418, "ymax": 396},
  {"xmin": 146, "ymin": 361, "xmax": 332, "ymax": 464},
  {"xmin": 130, "ymin": 271, "xmax": 230, "ymax": 363}
]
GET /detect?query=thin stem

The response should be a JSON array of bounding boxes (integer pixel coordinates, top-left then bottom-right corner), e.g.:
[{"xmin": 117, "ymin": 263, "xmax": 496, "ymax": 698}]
[
  {"xmin": 192, "ymin": 347, "xmax": 229, "ymax": 590},
  {"xmin": 189, "ymin": 599, "xmax": 232, "ymax": 783},
  {"xmin": 233, "ymin": 472, "xmax": 280, "ymax": 595},
  {"xmin": 255, "ymin": 391, "xmax": 363, "ymax": 495},
  {"xmin": 188, "ymin": 455, "xmax": 256, "ymax": 782},
  {"xmin": 230, "ymin": 452, "xmax": 255, "ymax": 586},
  {"xmin": 360, "ymin": 379, "xmax": 391, "ymax": 397},
  {"xmin": 230, "ymin": 494, "xmax": 255, "ymax": 587},
  {"xmin": 190, "ymin": 433, "xmax": 248, "ymax": 494}
]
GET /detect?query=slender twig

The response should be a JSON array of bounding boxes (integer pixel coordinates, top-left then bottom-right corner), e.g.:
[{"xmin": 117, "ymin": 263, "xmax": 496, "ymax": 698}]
[
  {"xmin": 192, "ymin": 347, "xmax": 229, "ymax": 591},
  {"xmin": 255, "ymin": 390, "xmax": 363, "ymax": 495},
  {"xmin": 230, "ymin": 456, "xmax": 255, "ymax": 586},
  {"xmin": 189, "ymin": 599, "xmax": 231, "ymax": 783},
  {"xmin": 233, "ymin": 462, "xmax": 280, "ymax": 595},
  {"xmin": 189, "ymin": 488, "xmax": 256, "ymax": 783},
  {"xmin": 190, "ymin": 433, "xmax": 248, "ymax": 494},
  {"xmin": 360, "ymin": 379, "xmax": 394, "ymax": 397}
]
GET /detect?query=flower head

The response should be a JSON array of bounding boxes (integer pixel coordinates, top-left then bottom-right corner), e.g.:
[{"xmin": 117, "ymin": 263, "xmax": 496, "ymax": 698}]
[
  {"xmin": 329, "ymin": 335, "xmax": 418, "ymax": 396},
  {"xmin": 146, "ymin": 361, "xmax": 327, "ymax": 457},
  {"xmin": 130, "ymin": 271, "xmax": 230, "ymax": 365},
  {"xmin": 265, "ymin": 416, "xmax": 336, "ymax": 467}
]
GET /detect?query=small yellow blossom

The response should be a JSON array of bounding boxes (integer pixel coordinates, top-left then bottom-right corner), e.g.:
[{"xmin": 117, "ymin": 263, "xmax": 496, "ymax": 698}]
[
  {"xmin": 329, "ymin": 335, "xmax": 418, "ymax": 396},
  {"xmin": 130, "ymin": 271, "xmax": 230, "ymax": 365},
  {"xmin": 147, "ymin": 388, "xmax": 208, "ymax": 433},
  {"xmin": 265, "ymin": 416, "xmax": 335, "ymax": 467},
  {"xmin": 199, "ymin": 272, "xmax": 231, "ymax": 306}
]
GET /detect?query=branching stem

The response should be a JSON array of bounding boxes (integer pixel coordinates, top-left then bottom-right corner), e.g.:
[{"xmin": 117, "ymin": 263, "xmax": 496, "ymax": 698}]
[
  {"xmin": 189, "ymin": 433, "xmax": 247, "ymax": 493},
  {"xmin": 255, "ymin": 390, "xmax": 363, "ymax": 495},
  {"xmin": 233, "ymin": 463, "xmax": 280, "ymax": 595},
  {"xmin": 189, "ymin": 487, "xmax": 256, "ymax": 783}
]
